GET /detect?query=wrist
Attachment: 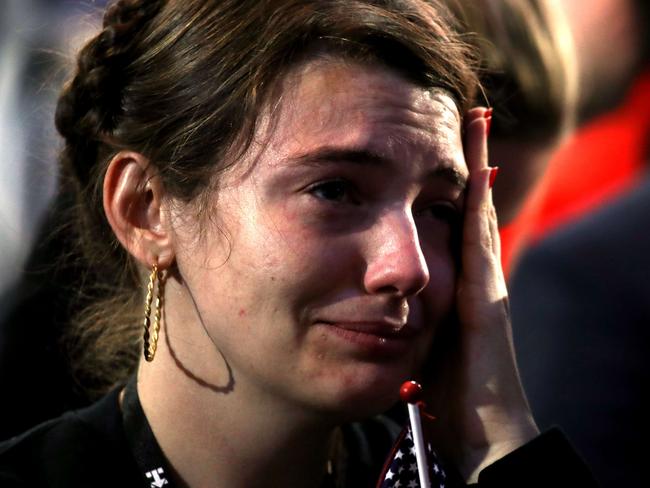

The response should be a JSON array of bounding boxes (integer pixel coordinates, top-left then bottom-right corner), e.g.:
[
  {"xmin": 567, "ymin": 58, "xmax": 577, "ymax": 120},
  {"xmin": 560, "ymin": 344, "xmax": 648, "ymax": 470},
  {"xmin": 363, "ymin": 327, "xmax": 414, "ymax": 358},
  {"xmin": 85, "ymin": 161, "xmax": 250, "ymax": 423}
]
[{"xmin": 461, "ymin": 411, "xmax": 539, "ymax": 483}]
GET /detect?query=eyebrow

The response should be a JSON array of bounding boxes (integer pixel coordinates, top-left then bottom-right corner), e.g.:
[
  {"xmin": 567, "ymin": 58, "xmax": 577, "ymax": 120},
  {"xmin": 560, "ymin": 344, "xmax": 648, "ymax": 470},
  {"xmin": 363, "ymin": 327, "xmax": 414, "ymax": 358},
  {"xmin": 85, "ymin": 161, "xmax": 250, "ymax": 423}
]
[{"xmin": 291, "ymin": 146, "xmax": 467, "ymax": 190}]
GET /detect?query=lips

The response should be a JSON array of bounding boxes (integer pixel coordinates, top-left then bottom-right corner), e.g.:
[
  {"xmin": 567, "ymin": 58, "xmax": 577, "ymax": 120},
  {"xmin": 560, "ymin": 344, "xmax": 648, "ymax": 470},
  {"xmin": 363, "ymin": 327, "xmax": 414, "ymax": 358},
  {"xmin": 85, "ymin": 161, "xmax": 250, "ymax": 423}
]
[
  {"xmin": 323, "ymin": 320, "xmax": 416, "ymax": 338},
  {"xmin": 316, "ymin": 319, "xmax": 420, "ymax": 357}
]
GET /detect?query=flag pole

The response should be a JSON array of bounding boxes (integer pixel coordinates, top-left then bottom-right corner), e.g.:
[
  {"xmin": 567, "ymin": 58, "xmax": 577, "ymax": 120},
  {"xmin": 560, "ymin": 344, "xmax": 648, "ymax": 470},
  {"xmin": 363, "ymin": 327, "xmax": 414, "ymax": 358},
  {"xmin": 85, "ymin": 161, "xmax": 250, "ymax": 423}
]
[{"xmin": 400, "ymin": 381, "xmax": 431, "ymax": 488}]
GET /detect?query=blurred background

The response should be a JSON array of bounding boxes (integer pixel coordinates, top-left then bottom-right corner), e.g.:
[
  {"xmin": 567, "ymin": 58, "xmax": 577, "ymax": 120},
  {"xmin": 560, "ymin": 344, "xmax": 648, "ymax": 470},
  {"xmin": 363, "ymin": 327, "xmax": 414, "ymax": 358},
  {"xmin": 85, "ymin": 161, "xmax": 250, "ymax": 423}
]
[
  {"xmin": 0, "ymin": 0, "xmax": 647, "ymax": 486},
  {"xmin": 0, "ymin": 0, "xmax": 106, "ymax": 312}
]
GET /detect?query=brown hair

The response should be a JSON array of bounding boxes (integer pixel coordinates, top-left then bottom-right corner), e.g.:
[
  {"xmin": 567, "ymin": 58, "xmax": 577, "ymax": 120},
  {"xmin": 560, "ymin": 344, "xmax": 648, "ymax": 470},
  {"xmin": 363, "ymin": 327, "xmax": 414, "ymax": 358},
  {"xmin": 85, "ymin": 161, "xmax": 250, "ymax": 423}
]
[{"xmin": 55, "ymin": 0, "xmax": 479, "ymax": 396}]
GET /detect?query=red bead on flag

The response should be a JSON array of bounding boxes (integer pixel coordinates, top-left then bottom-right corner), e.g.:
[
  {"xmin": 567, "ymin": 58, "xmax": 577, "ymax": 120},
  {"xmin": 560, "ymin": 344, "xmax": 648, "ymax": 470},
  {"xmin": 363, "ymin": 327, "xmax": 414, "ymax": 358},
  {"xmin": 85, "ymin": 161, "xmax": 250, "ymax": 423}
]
[{"xmin": 399, "ymin": 380, "xmax": 423, "ymax": 404}]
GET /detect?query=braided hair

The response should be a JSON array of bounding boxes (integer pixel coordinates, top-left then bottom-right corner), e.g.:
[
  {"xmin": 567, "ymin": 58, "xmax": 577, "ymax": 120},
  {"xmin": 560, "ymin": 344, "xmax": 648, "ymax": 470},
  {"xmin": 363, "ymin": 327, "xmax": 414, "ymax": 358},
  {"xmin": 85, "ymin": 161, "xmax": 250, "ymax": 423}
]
[
  {"xmin": 55, "ymin": 0, "xmax": 479, "ymax": 396},
  {"xmin": 55, "ymin": 0, "xmax": 165, "ymax": 395},
  {"xmin": 56, "ymin": 1, "xmax": 163, "ymax": 182}
]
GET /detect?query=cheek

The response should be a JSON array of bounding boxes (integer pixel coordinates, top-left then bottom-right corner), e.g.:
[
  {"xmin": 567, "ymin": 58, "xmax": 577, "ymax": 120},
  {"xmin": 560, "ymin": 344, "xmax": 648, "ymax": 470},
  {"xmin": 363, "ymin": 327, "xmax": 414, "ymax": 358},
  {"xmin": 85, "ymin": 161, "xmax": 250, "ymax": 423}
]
[
  {"xmin": 421, "ymin": 250, "xmax": 456, "ymax": 319},
  {"xmin": 224, "ymin": 218, "xmax": 352, "ymax": 320},
  {"xmin": 254, "ymin": 208, "xmax": 358, "ymax": 276}
]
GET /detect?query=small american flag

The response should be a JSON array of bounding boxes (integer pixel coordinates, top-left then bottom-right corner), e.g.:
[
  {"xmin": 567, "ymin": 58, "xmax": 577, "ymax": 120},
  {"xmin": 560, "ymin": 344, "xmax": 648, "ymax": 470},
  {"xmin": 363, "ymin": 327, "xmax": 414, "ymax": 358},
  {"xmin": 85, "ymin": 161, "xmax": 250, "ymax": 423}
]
[{"xmin": 377, "ymin": 426, "xmax": 447, "ymax": 488}]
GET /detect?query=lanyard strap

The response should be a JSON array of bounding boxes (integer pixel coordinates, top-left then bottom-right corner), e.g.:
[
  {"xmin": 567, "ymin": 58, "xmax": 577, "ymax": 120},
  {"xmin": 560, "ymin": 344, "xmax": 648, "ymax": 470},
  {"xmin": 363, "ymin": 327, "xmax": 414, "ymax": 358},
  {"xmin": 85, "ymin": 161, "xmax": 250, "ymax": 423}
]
[
  {"xmin": 122, "ymin": 376, "xmax": 175, "ymax": 488},
  {"xmin": 120, "ymin": 375, "xmax": 351, "ymax": 488}
]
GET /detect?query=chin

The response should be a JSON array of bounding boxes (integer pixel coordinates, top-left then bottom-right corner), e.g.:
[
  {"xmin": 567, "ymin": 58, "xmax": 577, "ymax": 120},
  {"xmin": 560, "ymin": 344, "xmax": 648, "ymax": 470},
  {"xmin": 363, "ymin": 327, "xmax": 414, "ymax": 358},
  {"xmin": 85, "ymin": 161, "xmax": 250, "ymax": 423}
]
[{"xmin": 311, "ymin": 363, "xmax": 414, "ymax": 421}]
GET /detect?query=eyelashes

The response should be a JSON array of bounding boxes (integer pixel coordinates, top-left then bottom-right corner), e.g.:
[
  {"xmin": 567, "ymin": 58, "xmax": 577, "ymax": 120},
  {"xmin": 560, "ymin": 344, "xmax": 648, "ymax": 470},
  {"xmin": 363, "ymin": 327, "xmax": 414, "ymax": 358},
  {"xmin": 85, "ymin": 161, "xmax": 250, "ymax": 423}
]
[
  {"xmin": 307, "ymin": 179, "xmax": 359, "ymax": 205},
  {"xmin": 306, "ymin": 178, "xmax": 461, "ymax": 226},
  {"xmin": 416, "ymin": 203, "xmax": 461, "ymax": 225}
]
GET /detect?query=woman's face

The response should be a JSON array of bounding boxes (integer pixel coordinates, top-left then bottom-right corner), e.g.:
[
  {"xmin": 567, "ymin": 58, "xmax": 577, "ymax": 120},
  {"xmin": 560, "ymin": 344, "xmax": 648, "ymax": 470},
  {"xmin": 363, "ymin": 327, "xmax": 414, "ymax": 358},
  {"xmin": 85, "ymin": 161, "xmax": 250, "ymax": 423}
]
[{"xmin": 171, "ymin": 60, "xmax": 468, "ymax": 417}]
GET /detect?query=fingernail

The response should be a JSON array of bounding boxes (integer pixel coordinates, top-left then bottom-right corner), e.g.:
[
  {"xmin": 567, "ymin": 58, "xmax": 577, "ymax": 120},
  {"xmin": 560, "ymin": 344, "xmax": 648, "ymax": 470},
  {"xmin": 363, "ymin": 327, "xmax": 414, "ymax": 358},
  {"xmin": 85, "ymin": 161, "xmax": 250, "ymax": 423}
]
[
  {"xmin": 484, "ymin": 107, "xmax": 493, "ymax": 118},
  {"xmin": 485, "ymin": 116, "xmax": 492, "ymax": 137},
  {"xmin": 489, "ymin": 166, "xmax": 499, "ymax": 188}
]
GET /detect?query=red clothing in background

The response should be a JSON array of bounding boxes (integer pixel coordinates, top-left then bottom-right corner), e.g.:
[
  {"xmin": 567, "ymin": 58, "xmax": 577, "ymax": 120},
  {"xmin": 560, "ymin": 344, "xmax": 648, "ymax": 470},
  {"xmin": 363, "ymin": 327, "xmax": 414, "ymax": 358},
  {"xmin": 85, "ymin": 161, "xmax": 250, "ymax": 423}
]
[{"xmin": 501, "ymin": 71, "xmax": 650, "ymax": 277}]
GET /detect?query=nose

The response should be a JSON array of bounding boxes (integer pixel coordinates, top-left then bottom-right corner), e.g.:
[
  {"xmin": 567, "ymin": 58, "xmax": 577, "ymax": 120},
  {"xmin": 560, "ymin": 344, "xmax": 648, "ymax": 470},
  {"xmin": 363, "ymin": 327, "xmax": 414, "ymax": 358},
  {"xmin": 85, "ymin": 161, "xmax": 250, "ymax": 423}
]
[{"xmin": 363, "ymin": 209, "xmax": 430, "ymax": 297}]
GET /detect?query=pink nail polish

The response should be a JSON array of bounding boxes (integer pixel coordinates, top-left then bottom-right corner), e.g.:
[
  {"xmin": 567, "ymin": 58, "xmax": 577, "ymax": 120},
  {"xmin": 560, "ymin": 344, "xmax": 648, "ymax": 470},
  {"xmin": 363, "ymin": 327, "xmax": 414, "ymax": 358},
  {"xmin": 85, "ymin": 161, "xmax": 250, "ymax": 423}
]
[{"xmin": 489, "ymin": 166, "xmax": 499, "ymax": 188}]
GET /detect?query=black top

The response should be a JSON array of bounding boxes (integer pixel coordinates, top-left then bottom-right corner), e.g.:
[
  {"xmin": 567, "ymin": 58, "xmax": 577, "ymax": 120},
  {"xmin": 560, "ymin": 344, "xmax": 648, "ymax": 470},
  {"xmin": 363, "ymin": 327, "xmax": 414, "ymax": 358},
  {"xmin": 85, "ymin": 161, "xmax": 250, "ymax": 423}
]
[
  {"xmin": 511, "ymin": 176, "xmax": 650, "ymax": 487},
  {"xmin": 0, "ymin": 378, "xmax": 598, "ymax": 487}
]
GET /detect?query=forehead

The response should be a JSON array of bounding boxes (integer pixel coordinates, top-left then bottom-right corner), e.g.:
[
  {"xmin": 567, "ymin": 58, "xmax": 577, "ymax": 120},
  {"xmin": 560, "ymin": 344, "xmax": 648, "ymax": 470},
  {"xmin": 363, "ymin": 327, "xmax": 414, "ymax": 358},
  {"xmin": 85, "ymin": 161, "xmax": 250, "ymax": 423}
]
[{"xmin": 262, "ymin": 59, "xmax": 466, "ymax": 176}]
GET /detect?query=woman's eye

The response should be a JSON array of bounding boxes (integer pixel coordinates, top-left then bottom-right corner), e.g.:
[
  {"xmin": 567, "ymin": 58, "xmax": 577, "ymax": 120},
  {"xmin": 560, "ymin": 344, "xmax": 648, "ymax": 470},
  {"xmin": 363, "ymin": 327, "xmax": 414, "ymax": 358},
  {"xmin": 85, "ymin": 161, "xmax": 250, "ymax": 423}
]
[
  {"xmin": 307, "ymin": 179, "xmax": 356, "ymax": 203},
  {"xmin": 419, "ymin": 203, "xmax": 461, "ymax": 224}
]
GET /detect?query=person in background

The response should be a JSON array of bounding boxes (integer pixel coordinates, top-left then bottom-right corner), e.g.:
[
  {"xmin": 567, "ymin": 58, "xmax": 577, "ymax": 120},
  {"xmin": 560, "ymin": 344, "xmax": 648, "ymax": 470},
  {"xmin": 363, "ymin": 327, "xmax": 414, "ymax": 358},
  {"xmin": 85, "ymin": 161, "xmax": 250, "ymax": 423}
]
[
  {"xmin": 511, "ymin": 169, "xmax": 650, "ymax": 487},
  {"xmin": 508, "ymin": 1, "xmax": 650, "ymax": 485},
  {"xmin": 502, "ymin": 0, "xmax": 650, "ymax": 271}
]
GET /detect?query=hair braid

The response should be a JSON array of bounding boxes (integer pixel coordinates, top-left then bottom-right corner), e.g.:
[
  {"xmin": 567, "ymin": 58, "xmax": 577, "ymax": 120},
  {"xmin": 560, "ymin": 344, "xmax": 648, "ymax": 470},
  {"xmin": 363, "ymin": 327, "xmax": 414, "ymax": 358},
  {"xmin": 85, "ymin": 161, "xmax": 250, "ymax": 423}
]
[
  {"xmin": 53, "ymin": 0, "xmax": 165, "ymax": 397},
  {"xmin": 55, "ymin": 0, "xmax": 163, "ymax": 185}
]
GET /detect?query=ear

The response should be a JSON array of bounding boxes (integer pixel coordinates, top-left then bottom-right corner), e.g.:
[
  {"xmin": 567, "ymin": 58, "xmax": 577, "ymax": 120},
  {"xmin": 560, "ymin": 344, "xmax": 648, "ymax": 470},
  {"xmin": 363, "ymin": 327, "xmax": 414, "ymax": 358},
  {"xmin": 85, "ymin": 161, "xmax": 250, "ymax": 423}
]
[{"xmin": 103, "ymin": 151, "xmax": 175, "ymax": 269}]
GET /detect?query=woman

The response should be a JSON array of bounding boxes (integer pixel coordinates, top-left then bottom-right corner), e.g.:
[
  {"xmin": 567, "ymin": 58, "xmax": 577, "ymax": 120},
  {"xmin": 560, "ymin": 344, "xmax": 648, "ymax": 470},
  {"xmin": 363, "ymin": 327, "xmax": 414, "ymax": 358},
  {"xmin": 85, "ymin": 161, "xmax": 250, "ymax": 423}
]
[{"xmin": 0, "ymin": 1, "xmax": 595, "ymax": 486}]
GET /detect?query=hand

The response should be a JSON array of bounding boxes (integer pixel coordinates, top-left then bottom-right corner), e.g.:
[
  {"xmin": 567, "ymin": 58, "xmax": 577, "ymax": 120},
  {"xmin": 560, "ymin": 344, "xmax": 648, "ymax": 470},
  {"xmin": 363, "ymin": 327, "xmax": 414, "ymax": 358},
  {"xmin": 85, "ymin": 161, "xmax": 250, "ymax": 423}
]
[{"xmin": 425, "ymin": 107, "xmax": 539, "ymax": 482}]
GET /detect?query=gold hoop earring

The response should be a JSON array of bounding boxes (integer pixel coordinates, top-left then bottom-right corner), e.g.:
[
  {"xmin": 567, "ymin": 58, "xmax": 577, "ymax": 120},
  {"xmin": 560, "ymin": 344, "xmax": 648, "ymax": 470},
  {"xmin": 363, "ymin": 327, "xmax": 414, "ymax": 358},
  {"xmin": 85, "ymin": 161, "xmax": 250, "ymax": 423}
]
[{"xmin": 143, "ymin": 264, "xmax": 163, "ymax": 362}]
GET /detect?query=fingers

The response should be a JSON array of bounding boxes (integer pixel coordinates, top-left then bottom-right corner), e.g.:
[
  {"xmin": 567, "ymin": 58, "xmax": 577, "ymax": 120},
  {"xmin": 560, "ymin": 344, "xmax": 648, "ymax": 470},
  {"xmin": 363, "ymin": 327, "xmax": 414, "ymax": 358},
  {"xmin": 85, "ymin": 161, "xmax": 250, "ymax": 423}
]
[
  {"xmin": 462, "ymin": 106, "xmax": 491, "ymax": 260},
  {"xmin": 464, "ymin": 107, "xmax": 487, "ymax": 130},
  {"xmin": 489, "ymin": 198, "xmax": 501, "ymax": 261},
  {"xmin": 462, "ymin": 168, "xmax": 494, "ymax": 267},
  {"xmin": 464, "ymin": 108, "xmax": 489, "ymax": 173},
  {"xmin": 461, "ymin": 107, "xmax": 503, "ymax": 291}
]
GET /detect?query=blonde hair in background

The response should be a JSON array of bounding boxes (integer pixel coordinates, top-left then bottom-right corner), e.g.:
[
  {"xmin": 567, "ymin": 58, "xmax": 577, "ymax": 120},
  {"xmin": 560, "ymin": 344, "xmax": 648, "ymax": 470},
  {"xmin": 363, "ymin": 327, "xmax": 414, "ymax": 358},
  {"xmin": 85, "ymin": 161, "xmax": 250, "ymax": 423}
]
[{"xmin": 448, "ymin": 0, "xmax": 579, "ymax": 140}]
